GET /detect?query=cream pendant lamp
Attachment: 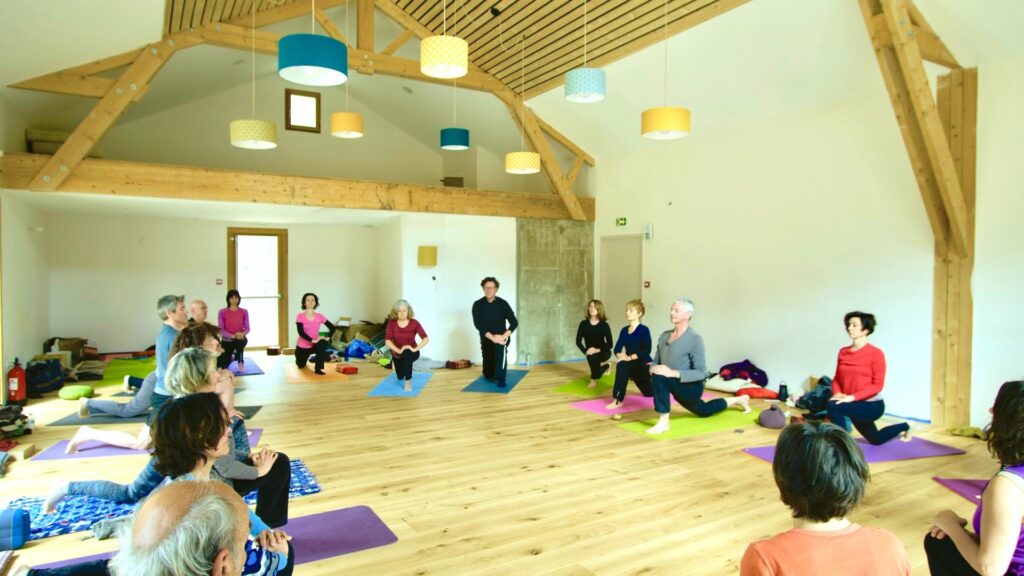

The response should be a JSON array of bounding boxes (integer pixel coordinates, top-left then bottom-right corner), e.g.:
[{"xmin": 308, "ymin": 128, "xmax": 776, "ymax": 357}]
[
  {"xmin": 506, "ymin": 38, "xmax": 540, "ymax": 174},
  {"xmin": 565, "ymin": 0, "xmax": 605, "ymax": 103},
  {"xmin": 278, "ymin": 0, "xmax": 348, "ymax": 87},
  {"xmin": 331, "ymin": 3, "xmax": 363, "ymax": 138},
  {"xmin": 641, "ymin": 0, "xmax": 690, "ymax": 140},
  {"xmin": 231, "ymin": 6, "xmax": 277, "ymax": 149},
  {"xmin": 421, "ymin": 0, "xmax": 468, "ymax": 79}
]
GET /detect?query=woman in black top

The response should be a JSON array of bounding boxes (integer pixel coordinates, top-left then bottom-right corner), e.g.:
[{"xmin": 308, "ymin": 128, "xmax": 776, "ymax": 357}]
[{"xmin": 576, "ymin": 299, "xmax": 614, "ymax": 388}]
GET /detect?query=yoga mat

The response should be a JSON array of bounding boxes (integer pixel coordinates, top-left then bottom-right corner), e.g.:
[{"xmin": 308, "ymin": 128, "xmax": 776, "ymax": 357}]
[
  {"xmin": 461, "ymin": 370, "xmax": 528, "ymax": 394},
  {"xmin": 48, "ymin": 405, "xmax": 263, "ymax": 426},
  {"xmin": 743, "ymin": 436, "xmax": 966, "ymax": 464},
  {"xmin": 33, "ymin": 429, "xmax": 264, "ymax": 462},
  {"xmin": 569, "ymin": 392, "xmax": 715, "ymax": 416},
  {"xmin": 933, "ymin": 477, "xmax": 987, "ymax": 504},
  {"xmin": 32, "ymin": 505, "xmax": 396, "ymax": 570},
  {"xmin": 114, "ymin": 386, "xmax": 247, "ymax": 398},
  {"xmin": 284, "ymin": 363, "xmax": 352, "ymax": 384},
  {"xmin": 229, "ymin": 359, "xmax": 264, "ymax": 376},
  {"xmin": 552, "ymin": 375, "xmax": 614, "ymax": 398},
  {"xmin": 242, "ymin": 458, "xmax": 321, "ymax": 505},
  {"xmin": 368, "ymin": 373, "xmax": 432, "ymax": 397},
  {"xmin": 95, "ymin": 357, "xmax": 156, "ymax": 387},
  {"xmin": 619, "ymin": 409, "xmax": 758, "ymax": 440}
]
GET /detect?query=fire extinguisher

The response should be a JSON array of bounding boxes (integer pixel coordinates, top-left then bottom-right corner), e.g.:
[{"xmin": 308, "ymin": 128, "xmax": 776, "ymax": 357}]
[{"xmin": 6, "ymin": 357, "xmax": 27, "ymax": 406}]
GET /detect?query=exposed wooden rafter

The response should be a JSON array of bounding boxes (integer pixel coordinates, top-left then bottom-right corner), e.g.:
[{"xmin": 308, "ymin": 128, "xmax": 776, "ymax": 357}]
[
  {"xmin": 870, "ymin": 14, "xmax": 959, "ymax": 69},
  {"xmin": 357, "ymin": 0, "xmax": 375, "ymax": 51}
]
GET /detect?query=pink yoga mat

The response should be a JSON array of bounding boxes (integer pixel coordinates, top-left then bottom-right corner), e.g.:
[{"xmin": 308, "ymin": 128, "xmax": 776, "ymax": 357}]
[
  {"xmin": 570, "ymin": 393, "xmax": 714, "ymax": 416},
  {"xmin": 743, "ymin": 436, "xmax": 965, "ymax": 464},
  {"xmin": 33, "ymin": 429, "xmax": 264, "ymax": 461},
  {"xmin": 934, "ymin": 477, "xmax": 987, "ymax": 504}
]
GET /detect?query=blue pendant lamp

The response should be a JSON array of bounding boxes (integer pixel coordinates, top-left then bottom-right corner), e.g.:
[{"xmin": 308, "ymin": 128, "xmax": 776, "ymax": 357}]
[
  {"xmin": 278, "ymin": 1, "xmax": 348, "ymax": 87},
  {"xmin": 565, "ymin": 0, "xmax": 605, "ymax": 103},
  {"xmin": 440, "ymin": 75, "xmax": 470, "ymax": 150}
]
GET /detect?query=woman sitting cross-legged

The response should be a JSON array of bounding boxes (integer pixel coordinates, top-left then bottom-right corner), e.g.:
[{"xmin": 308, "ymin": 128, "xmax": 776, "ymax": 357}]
[
  {"xmin": 385, "ymin": 299, "xmax": 429, "ymax": 392},
  {"xmin": 741, "ymin": 421, "xmax": 910, "ymax": 575}
]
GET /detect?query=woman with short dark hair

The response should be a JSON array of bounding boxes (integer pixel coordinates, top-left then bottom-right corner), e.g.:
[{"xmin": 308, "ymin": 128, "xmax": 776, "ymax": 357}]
[
  {"xmin": 218, "ymin": 289, "xmax": 250, "ymax": 371},
  {"xmin": 925, "ymin": 380, "xmax": 1024, "ymax": 575},
  {"xmin": 741, "ymin": 421, "xmax": 910, "ymax": 575},
  {"xmin": 295, "ymin": 292, "xmax": 338, "ymax": 375}
]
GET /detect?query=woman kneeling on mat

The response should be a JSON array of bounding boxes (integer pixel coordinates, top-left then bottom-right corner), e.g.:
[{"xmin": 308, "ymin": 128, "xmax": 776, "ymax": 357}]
[
  {"xmin": 577, "ymin": 299, "xmax": 613, "ymax": 389},
  {"xmin": 606, "ymin": 300, "xmax": 653, "ymax": 410},
  {"xmin": 646, "ymin": 297, "xmax": 748, "ymax": 435},
  {"xmin": 740, "ymin": 421, "xmax": 910, "ymax": 575},
  {"xmin": 385, "ymin": 299, "xmax": 429, "ymax": 392},
  {"xmin": 295, "ymin": 292, "xmax": 338, "ymax": 375},
  {"xmin": 218, "ymin": 289, "xmax": 251, "ymax": 371},
  {"xmin": 826, "ymin": 311, "xmax": 911, "ymax": 445},
  {"xmin": 924, "ymin": 380, "xmax": 1024, "ymax": 576}
]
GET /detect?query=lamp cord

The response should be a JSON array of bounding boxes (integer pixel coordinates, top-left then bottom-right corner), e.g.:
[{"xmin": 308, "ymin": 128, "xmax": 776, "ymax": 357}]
[
  {"xmin": 583, "ymin": 0, "xmax": 588, "ymax": 67},
  {"xmin": 345, "ymin": 0, "xmax": 349, "ymax": 109},
  {"xmin": 520, "ymin": 36, "xmax": 525, "ymax": 149},
  {"xmin": 251, "ymin": 4, "xmax": 256, "ymax": 117},
  {"xmin": 663, "ymin": 0, "xmax": 668, "ymax": 107}
]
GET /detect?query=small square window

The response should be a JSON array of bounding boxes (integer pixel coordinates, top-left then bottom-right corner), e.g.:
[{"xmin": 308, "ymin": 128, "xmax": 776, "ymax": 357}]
[{"xmin": 285, "ymin": 88, "xmax": 321, "ymax": 133}]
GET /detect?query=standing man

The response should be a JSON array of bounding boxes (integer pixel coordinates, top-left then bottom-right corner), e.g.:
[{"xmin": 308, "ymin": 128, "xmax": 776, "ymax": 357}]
[
  {"xmin": 152, "ymin": 295, "xmax": 189, "ymax": 416},
  {"xmin": 646, "ymin": 297, "xmax": 749, "ymax": 435},
  {"xmin": 189, "ymin": 299, "xmax": 209, "ymax": 325},
  {"xmin": 472, "ymin": 277, "xmax": 518, "ymax": 387}
]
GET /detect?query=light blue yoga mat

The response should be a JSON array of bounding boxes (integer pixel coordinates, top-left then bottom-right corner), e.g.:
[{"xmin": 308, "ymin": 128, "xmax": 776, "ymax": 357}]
[
  {"xmin": 367, "ymin": 373, "xmax": 432, "ymax": 397},
  {"xmin": 461, "ymin": 370, "xmax": 528, "ymax": 394}
]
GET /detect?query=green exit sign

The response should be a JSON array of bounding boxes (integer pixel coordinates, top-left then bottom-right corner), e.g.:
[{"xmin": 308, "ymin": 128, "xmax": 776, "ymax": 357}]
[{"xmin": 615, "ymin": 217, "xmax": 627, "ymax": 226}]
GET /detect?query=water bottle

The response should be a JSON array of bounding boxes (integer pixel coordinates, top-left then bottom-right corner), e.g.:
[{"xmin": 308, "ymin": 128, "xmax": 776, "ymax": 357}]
[
  {"xmin": 525, "ymin": 352, "xmax": 532, "ymax": 367},
  {"xmin": 778, "ymin": 380, "xmax": 789, "ymax": 402}
]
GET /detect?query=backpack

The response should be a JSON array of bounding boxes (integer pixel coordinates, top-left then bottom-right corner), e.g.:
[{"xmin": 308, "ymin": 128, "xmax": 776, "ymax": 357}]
[{"xmin": 26, "ymin": 359, "xmax": 64, "ymax": 394}]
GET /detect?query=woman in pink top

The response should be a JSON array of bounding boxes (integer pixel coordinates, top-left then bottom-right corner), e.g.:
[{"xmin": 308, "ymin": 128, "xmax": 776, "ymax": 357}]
[
  {"xmin": 385, "ymin": 299, "xmax": 429, "ymax": 392},
  {"xmin": 295, "ymin": 293, "xmax": 338, "ymax": 375},
  {"xmin": 217, "ymin": 289, "xmax": 251, "ymax": 371},
  {"xmin": 741, "ymin": 421, "xmax": 911, "ymax": 576}
]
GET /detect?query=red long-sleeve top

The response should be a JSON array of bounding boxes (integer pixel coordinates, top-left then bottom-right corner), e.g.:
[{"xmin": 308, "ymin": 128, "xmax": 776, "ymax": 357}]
[{"xmin": 832, "ymin": 343, "xmax": 886, "ymax": 401}]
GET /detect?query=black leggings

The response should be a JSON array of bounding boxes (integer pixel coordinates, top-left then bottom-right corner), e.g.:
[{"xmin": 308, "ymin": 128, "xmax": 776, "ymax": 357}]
[
  {"xmin": 295, "ymin": 340, "xmax": 330, "ymax": 371},
  {"xmin": 826, "ymin": 399, "xmax": 910, "ymax": 445},
  {"xmin": 923, "ymin": 533, "xmax": 981, "ymax": 575},
  {"xmin": 585, "ymin": 349, "xmax": 612, "ymax": 380},
  {"xmin": 653, "ymin": 375, "xmax": 727, "ymax": 416},
  {"xmin": 231, "ymin": 452, "xmax": 291, "ymax": 528},
  {"xmin": 392, "ymin": 349, "xmax": 420, "ymax": 380},
  {"xmin": 218, "ymin": 336, "xmax": 248, "ymax": 369},
  {"xmin": 611, "ymin": 359, "xmax": 653, "ymax": 402}
]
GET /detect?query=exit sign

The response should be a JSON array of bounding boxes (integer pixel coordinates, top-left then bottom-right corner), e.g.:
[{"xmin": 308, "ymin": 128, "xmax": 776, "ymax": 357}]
[{"xmin": 615, "ymin": 217, "xmax": 627, "ymax": 226}]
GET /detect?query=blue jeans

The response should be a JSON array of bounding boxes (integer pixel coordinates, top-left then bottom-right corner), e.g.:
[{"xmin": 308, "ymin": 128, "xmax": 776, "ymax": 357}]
[
  {"xmin": 68, "ymin": 457, "xmax": 165, "ymax": 504},
  {"xmin": 826, "ymin": 399, "xmax": 909, "ymax": 445},
  {"xmin": 86, "ymin": 373, "xmax": 155, "ymax": 418}
]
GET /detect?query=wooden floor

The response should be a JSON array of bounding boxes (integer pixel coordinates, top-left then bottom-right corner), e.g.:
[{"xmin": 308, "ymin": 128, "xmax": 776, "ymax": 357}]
[{"xmin": 4, "ymin": 353, "xmax": 994, "ymax": 575}]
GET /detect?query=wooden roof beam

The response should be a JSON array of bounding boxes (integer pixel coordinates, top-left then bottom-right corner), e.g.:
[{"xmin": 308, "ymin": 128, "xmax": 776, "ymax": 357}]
[
  {"xmin": 381, "ymin": 29, "xmax": 414, "ymax": 56},
  {"xmin": 357, "ymin": 0, "xmax": 374, "ymax": 52},
  {"xmin": 314, "ymin": 8, "xmax": 350, "ymax": 46},
  {"xmin": 10, "ymin": 73, "xmax": 148, "ymax": 102},
  {"xmin": 871, "ymin": 13, "xmax": 959, "ymax": 69}
]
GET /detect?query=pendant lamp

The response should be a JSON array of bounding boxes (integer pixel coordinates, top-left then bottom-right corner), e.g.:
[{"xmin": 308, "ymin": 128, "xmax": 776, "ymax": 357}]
[
  {"xmin": 279, "ymin": 0, "xmax": 348, "ymax": 87},
  {"xmin": 641, "ymin": 0, "xmax": 690, "ymax": 140},
  {"xmin": 331, "ymin": 4, "xmax": 363, "ymax": 138},
  {"xmin": 505, "ymin": 38, "xmax": 540, "ymax": 174},
  {"xmin": 565, "ymin": 1, "xmax": 605, "ymax": 103},
  {"xmin": 421, "ymin": 0, "xmax": 468, "ymax": 79},
  {"xmin": 231, "ymin": 6, "xmax": 277, "ymax": 149}
]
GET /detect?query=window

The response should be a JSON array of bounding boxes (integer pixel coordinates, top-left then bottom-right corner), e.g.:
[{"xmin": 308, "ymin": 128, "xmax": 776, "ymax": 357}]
[{"xmin": 285, "ymin": 88, "xmax": 321, "ymax": 133}]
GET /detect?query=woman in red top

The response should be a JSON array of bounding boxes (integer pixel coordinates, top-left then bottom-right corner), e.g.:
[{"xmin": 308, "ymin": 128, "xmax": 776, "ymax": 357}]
[
  {"xmin": 825, "ymin": 311, "xmax": 911, "ymax": 445},
  {"xmin": 385, "ymin": 299, "xmax": 429, "ymax": 392}
]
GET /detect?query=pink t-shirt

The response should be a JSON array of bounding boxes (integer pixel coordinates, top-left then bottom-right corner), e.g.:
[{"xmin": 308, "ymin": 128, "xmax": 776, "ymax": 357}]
[{"xmin": 295, "ymin": 312, "xmax": 328, "ymax": 349}]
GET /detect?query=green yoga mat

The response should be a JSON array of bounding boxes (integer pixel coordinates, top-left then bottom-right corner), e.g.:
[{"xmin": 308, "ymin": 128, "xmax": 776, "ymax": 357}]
[
  {"xmin": 94, "ymin": 357, "xmax": 156, "ymax": 387},
  {"xmin": 551, "ymin": 375, "xmax": 614, "ymax": 398},
  {"xmin": 618, "ymin": 408, "xmax": 759, "ymax": 440}
]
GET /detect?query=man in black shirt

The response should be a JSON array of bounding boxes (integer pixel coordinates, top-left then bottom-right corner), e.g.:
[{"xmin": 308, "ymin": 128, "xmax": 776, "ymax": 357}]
[{"xmin": 471, "ymin": 277, "xmax": 518, "ymax": 387}]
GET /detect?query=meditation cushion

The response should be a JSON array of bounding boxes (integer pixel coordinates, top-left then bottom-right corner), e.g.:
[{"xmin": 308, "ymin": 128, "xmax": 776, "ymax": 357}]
[
  {"xmin": 737, "ymin": 386, "xmax": 778, "ymax": 399},
  {"xmin": 58, "ymin": 385, "xmax": 94, "ymax": 400},
  {"xmin": 758, "ymin": 405, "xmax": 787, "ymax": 429},
  {"xmin": 0, "ymin": 508, "xmax": 30, "ymax": 550}
]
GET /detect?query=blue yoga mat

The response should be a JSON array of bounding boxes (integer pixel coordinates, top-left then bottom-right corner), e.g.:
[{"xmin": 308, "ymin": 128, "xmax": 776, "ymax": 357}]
[
  {"xmin": 368, "ymin": 373, "xmax": 432, "ymax": 397},
  {"xmin": 461, "ymin": 370, "xmax": 528, "ymax": 394}
]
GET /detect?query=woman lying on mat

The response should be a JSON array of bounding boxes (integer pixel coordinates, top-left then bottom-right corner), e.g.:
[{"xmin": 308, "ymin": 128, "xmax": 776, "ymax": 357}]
[
  {"xmin": 76, "ymin": 371, "xmax": 155, "ymax": 421},
  {"xmin": 295, "ymin": 292, "xmax": 338, "ymax": 375},
  {"xmin": 740, "ymin": 421, "xmax": 910, "ymax": 575},
  {"xmin": 385, "ymin": 299, "xmax": 430, "ymax": 392},
  {"xmin": 64, "ymin": 323, "xmax": 238, "ymax": 455},
  {"xmin": 825, "ymin": 311, "xmax": 911, "ymax": 445},
  {"xmin": 925, "ymin": 380, "xmax": 1024, "ymax": 576},
  {"xmin": 645, "ymin": 297, "xmax": 749, "ymax": 435},
  {"xmin": 218, "ymin": 288, "xmax": 251, "ymax": 371},
  {"xmin": 576, "ymin": 299, "xmax": 613, "ymax": 389},
  {"xmin": 605, "ymin": 300, "xmax": 653, "ymax": 410}
]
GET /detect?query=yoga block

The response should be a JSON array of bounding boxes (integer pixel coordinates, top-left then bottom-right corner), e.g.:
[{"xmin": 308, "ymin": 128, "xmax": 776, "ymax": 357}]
[
  {"xmin": 336, "ymin": 364, "xmax": 358, "ymax": 375},
  {"xmin": 283, "ymin": 348, "xmax": 295, "ymax": 356},
  {"xmin": 8, "ymin": 443, "xmax": 36, "ymax": 461},
  {"xmin": 266, "ymin": 346, "xmax": 281, "ymax": 356},
  {"xmin": 0, "ymin": 509, "xmax": 30, "ymax": 550}
]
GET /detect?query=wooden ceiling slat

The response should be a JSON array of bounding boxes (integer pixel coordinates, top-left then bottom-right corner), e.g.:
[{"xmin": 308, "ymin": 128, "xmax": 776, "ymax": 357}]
[
  {"xmin": 406, "ymin": 0, "xmax": 435, "ymax": 21},
  {"xmin": 164, "ymin": 0, "xmax": 174, "ymax": 35},
  {"xmin": 470, "ymin": 1, "xmax": 571, "ymax": 69},
  {"xmin": 182, "ymin": 0, "xmax": 197, "ymax": 29},
  {"xmin": 169, "ymin": 0, "xmax": 184, "ymax": 34},
  {"xmin": 201, "ymin": 0, "xmax": 219, "ymax": 24},
  {"xmin": 447, "ymin": 0, "xmax": 500, "ymax": 41}
]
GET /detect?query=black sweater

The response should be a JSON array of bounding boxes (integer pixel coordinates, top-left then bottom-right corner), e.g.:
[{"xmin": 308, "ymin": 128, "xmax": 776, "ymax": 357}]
[
  {"xmin": 576, "ymin": 319, "xmax": 613, "ymax": 354},
  {"xmin": 472, "ymin": 296, "xmax": 518, "ymax": 339}
]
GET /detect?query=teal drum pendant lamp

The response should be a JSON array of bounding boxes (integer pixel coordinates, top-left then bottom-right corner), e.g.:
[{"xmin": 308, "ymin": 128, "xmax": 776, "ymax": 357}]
[
  {"xmin": 565, "ymin": 0, "xmax": 605, "ymax": 103},
  {"xmin": 278, "ymin": 0, "xmax": 348, "ymax": 87}
]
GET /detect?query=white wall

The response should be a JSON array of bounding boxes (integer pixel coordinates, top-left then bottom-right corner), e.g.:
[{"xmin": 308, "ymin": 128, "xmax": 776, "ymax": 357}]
[
  {"xmin": 971, "ymin": 57, "xmax": 1024, "ymax": 425},
  {"xmin": 0, "ymin": 92, "xmax": 27, "ymax": 153},
  {"xmin": 589, "ymin": 91, "xmax": 935, "ymax": 420},
  {"xmin": 375, "ymin": 217, "xmax": 403, "ymax": 322},
  {"xmin": 0, "ymin": 191, "xmax": 50, "ymax": 373},
  {"xmin": 45, "ymin": 212, "xmax": 381, "ymax": 351},
  {"xmin": 390, "ymin": 213, "xmax": 517, "ymax": 363}
]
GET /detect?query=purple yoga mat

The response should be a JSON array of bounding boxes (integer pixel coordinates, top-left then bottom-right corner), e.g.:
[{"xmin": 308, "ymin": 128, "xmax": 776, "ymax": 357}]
[
  {"xmin": 934, "ymin": 477, "xmax": 987, "ymax": 504},
  {"xmin": 33, "ymin": 429, "xmax": 264, "ymax": 462},
  {"xmin": 570, "ymin": 392, "xmax": 715, "ymax": 416},
  {"xmin": 743, "ymin": 436, "xmax": 965, "ymax": 464},
  {"xmin": 34, "ymin": 505, "xmax": 397, "ymax": 570},
  {"xmin": 229, "ymin": 360, "xmax": 264, "ymax": 376}
]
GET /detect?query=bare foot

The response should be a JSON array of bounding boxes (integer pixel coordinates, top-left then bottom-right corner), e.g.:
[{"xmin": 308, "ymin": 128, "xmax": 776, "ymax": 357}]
[
  {"xmin": 66, "ymin": 426, "xmax": 94, "ymax": 454},
  {"xmin": 900, "ymin": 429, "xmax": 913, "ymax": 442},
  {"xmin": 645, "ymin": 422, "xmax": 670, "ymax": 435},
  {"xmin": 404, "ymin": 381, "xmax": 412, "ymax": 392},
  {"xmin": 605, "ymin": 400, "xmax": 623, "ymax": 410},
  {"xmin": 735, "ymin": 395, "xmax": 751, "ymax": 413},
  {"xmin": 43, "ymin": 481, "xmax": 70, "ymax": 514},
  {"xmin": 237, "ymin": 362, "xmax": 245, "ymax": 371},
  {"xmin": 587, "ymin": 380, "xmax": 597, "ymax": 389}
]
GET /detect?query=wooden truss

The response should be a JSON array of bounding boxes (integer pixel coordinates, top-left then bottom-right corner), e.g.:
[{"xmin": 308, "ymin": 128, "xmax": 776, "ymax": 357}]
[
  {"xmin": 7, "ymin": 0, "xmax": 595, "ymax": 221},
  {"xmin": 858, "ymin": 0, "xmax": 977, "ymax": 426}
]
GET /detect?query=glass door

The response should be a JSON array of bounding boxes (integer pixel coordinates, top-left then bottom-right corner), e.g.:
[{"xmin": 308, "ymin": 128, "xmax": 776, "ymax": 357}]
[{"xmin": 228, "ymin": 228, "xmax": 288, "ymax": 347}]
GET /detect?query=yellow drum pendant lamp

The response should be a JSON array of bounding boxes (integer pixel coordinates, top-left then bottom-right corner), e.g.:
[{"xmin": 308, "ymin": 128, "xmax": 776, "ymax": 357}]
[
  {"xmin": 505, "ymin": 151, "xmax": 541, "ymax": 174},
  {"xmin": 331, "ymin": 112, "xmax": 364, "ymax": 139},
  {"xmin": 641, "ymin": 106, "xmax": 690, "ymax": 140},
  {"xmin": 230, "ymin": 6, "xmax": 278, "ymax": 149},
  {"xmin": 421, "ymin": 0, "xmax": 467, "ymax": 79}
]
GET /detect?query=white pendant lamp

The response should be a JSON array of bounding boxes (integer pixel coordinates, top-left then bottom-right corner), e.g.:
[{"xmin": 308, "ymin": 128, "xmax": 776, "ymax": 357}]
[
  {"xmin": 641, "ymin": 0, "xmax": 690, "ymax": 140},
  {"xmin": 331, "ymin": 4, "xmax": 363, "ymax": 139},
  {"xmin": 421, "ymin": 0, "xmax": 468, "ymax": 79},
  {"xmin": 278, "ymin": 0, "xmax": 348, "ymax": 87},
  {"xmin": 506, "ymin": 38, "xmax": 540, "ymax": 174},
  {"xmin": 231, "ymin": 6, "xmax": 277, "ymax": 150},
  {"xmin": 565, "ymin": 0, "xmax": 605, "ymax": 103}
]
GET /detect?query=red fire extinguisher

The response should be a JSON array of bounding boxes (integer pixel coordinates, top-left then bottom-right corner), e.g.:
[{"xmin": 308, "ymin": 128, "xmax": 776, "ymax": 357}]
[{"xmin": 6, "ymin": 357, "xmax": 27, "ymax": 406}]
